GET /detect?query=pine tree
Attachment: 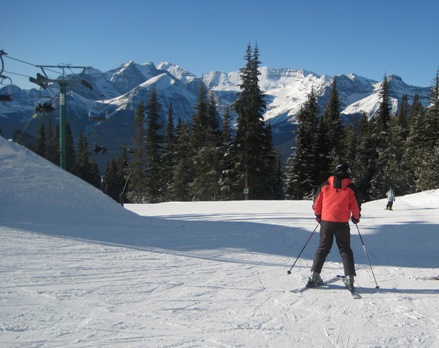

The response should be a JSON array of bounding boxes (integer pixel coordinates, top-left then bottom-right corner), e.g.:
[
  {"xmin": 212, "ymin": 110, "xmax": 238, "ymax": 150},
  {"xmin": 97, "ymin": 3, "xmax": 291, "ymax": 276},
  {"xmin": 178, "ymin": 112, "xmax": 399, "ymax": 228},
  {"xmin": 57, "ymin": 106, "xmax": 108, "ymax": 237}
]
[
  {"xmin": 369, "ymin": 75, "xmax": 393, "ymax": 200},
  {"xmin": 221, "ymin": 107, "xmax": 234, "ymax": 146},
  {"xmin": 265, "ymin": 125, "xmax": 284, "ymax": 200},
  {"xmin": 128, "ymin": 101, "xmax": 147, "ymax": 203},
  {"xmin": 191, "ymin": 84, "xmax": 209, "ymax": 149},
  {"xmin": 343, "ymin": 115, "xmax": 361, "ymax": 172},
  {"xmin": 207, "ymin": 91, "xmax": 221, "ymax": 143},
  {"xmin": 75, "ymin": 132, "xmax": 91, "ymax": 178},
  {"xmin": 161, "ymin": 102, "xmax": 176, "ymax": 201},
  {"xmin": 397, "ymin": 94, "xmax": 410, "ymax": 140},
  {"xmin": 191, "ymin": 92, "xmax": 222, "ymax": 200},
  {"xmin": 103, "ymin": 158, "xmax": 122, "ymax": 202},
  {"xmin": 45, "ymin": 115, "xmax": 57, "ymax": 164},
  {"xmin": 285, "ymin": 89, "xmax": 320, "ymax": 200},
  {"xmin": 413, "ymin": 71, "xmax": 439, "ymax": 190},
  {"xmin": 103, "ymin": 150, "xmax": 130, "ymax": 204},
  {"xmin": 424, "ymin": 70, "xmax": 439, "ymax": 148},
  {"xmin": 385, "ymin": 94, "xmax": 412, "ymax": 195},
  {"xmin": 144, "ymin": 88, "xmax": 163, "ymax": 203},
  {"xmin": 172, "ymin": 120, "xmax": 194, "ymax": 201},
  {"xmin": 190, "ymin": 86, "xmax": 222, "ymax": 200},
  {"xmin": 75, "ymin": 132, "xmax": 101, "ymax": 188},
  {"xmin": 35, "ymin": 119, "xmax": 46, "ymax": 157},
  {"xmin": 353, "ymin": 113, "xmax": 374, "ymax": 202},
  {"xmin": 314, "ymin": 78, "xmax": 344, "ymax": 184},
  {"xmin": 218, "ymin": 108, "xmax": 239, "ymax": 200},
  {"xmin": 232, "ymin": 43, "xmax": 275, "ymax": 199},
  {"xmin": 376, "ymin": 74, "xmax": 392, "ymax": 133},
  {"xmin": 405, "ymin": 95, "xmax": 426, "ymax": 191},
  {"xmin": 427, "ymin": 70, "xmax": 439, "ymax": 134}
]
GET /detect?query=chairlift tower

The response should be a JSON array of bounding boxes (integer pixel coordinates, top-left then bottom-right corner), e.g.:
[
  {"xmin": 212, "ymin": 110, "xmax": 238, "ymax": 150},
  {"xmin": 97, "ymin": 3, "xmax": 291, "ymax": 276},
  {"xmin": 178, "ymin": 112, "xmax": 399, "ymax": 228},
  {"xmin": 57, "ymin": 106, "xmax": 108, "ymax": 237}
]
[{"xmin": 30, "ymin": 65, "xmax": 92, "ymax": 170}]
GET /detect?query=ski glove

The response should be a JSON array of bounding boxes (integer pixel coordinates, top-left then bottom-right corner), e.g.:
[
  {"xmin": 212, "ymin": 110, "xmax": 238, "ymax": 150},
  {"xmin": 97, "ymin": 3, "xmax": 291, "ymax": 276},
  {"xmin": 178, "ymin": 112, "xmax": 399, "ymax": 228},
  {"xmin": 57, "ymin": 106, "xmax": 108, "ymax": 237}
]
[
  {"xmin": 315, "ymin": 214, "xmax": 322, "ymax": 223},
  {"xmin": 351, "ymin": 216, "xmax": 360, "ymax": 224}
]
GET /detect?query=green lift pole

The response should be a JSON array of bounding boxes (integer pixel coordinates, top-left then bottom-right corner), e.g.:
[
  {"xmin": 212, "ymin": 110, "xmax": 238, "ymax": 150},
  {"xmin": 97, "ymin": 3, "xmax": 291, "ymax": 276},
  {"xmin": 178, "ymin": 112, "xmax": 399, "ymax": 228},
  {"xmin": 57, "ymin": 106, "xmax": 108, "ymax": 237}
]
[{"xmin": 29, "ymin": 66, "xmax": 92, "ymax": 170}]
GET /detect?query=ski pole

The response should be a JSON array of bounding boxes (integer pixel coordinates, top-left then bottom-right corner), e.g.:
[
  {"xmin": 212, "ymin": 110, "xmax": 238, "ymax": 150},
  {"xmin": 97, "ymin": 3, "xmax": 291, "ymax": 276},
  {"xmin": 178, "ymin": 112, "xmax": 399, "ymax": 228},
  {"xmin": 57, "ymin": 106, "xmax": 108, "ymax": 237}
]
[
  {"xmin": 355, "ymin": 224, "xmax": 380, "ymax": 289},
  {"xmin": 287, "ymin": 223, "xmax": 319, "ymax": 275}
]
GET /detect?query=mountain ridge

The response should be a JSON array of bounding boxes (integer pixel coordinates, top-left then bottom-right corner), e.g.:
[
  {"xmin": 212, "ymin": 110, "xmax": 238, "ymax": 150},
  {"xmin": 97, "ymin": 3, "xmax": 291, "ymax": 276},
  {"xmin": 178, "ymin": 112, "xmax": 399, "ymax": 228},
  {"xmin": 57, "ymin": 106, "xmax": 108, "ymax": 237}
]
[{"xmin": 0, "ymin": 61, "xmax": 431, "ymax": 169}]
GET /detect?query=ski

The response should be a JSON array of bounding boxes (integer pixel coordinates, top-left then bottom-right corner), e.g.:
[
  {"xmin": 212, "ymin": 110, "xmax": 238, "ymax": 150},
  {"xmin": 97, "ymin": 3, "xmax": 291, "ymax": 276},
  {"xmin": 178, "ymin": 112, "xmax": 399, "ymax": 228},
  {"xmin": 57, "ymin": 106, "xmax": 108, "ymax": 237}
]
[
  {"xmin": 291, "ymin": 276, "xmax": 340, "ymax": 293},
  {"xmin": 337, "ymin": 275, "xmax": 362, "ymax": 299}
]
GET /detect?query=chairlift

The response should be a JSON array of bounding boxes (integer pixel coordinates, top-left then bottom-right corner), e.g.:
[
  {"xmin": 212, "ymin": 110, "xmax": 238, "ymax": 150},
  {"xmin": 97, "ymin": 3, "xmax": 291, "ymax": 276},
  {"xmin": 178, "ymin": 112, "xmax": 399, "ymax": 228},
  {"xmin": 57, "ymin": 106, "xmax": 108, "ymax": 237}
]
[
  {"xmin": 90, "ymin": 117, "xmax": 108, "ymax": 155},
  {"xmin": 0, "ymin": 75, "xmax": 13, "ymax": 102},
  {"xmin": 35, "ymin": 102, "xmax": 55, "ymax": 114},
  {"xmin": 0, "ymin": 50, "xmax": 13, "ymax": 101},
  {"xmin": 88, "ymin": 109, "xmax": 108, "ymax": 121},
  {"xmin": 93, "ymin": 144, "xmax": 107, "ymax": 154},
  {"xmin": 88, "ymin": 96, "xmax": 108, "ymax": 121},
  {"xmin": 33, "ymin": 93, "xmax": 56, "ymax": 118}
]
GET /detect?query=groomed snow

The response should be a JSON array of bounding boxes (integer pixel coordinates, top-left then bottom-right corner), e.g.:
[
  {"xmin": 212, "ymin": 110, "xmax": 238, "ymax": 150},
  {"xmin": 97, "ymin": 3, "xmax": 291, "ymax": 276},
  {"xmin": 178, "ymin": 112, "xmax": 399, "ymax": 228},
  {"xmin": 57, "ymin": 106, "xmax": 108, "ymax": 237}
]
[{"xmin": 0, "ymin": 136, "xmax": 438, "ymax": 347}]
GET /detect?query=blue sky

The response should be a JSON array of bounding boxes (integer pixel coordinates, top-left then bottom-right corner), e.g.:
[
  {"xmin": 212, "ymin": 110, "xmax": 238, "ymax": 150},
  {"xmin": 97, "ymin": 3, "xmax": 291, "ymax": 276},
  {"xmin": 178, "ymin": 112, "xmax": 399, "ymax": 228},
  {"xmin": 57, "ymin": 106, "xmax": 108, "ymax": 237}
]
[{"xmin": 2, "ymin": 0, "xmax": 438, "ymax": 90}]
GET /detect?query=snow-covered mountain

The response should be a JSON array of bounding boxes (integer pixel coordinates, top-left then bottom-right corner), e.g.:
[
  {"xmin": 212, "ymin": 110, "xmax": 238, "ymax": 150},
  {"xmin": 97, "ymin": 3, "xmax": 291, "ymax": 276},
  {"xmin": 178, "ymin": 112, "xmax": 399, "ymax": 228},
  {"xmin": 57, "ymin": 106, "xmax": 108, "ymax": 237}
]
[{"xmin": 0, "ymin": 61, "xmax": 431, "ymax": 170}]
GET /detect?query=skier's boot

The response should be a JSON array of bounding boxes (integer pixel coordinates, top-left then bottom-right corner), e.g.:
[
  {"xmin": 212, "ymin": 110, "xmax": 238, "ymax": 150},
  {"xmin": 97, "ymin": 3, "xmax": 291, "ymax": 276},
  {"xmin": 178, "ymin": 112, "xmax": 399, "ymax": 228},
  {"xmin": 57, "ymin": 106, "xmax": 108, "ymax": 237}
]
[
  {"xmin": 306, "ymin": 272, "xmax": 323, "ymax": 288},
  {"xmin": 346, "ymin": 275, "xmax": 355, "ymax": 291}
]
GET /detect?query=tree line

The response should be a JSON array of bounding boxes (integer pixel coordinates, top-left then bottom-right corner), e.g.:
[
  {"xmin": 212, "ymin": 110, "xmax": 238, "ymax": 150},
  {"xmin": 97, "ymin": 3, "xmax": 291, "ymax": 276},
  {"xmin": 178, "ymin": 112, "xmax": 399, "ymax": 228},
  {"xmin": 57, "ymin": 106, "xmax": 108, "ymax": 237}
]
[
  {"xmin": 31, "ymin": 115, "xmax": 102, "ymax": 189},
  {"xmin": 27, "ymin": 45, "xmax": 439, "ymax": 204},
  {"xmin": 107, "ymin": 44, "xmax": 283, "ymax": 204},
  {"xmin": 285, "ymin": 71, "xmax": 439, "ymax": 202}
]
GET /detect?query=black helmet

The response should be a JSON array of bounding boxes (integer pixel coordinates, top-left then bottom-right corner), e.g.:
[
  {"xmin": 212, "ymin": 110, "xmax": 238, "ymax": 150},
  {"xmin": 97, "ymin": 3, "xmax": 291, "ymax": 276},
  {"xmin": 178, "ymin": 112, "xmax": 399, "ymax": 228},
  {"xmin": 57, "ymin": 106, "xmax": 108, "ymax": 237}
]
[{"xmin": 335, "ymin": 162, "xmax": 351, "ymax": 176}]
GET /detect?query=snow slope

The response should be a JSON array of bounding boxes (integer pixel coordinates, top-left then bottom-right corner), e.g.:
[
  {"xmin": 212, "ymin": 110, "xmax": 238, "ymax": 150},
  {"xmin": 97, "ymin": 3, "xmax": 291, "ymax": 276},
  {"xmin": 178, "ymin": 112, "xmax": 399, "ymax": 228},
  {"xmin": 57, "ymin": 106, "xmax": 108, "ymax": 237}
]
[{"xmin": 0, "ymin": 136, "xmax": 438, "ymax": 347}]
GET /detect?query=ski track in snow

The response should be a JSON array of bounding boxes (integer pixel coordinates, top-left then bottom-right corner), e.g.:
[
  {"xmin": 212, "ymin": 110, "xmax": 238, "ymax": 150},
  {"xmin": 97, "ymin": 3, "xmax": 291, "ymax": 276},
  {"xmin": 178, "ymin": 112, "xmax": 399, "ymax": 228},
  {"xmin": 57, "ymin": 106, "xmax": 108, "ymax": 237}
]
[
  {"xmin": 1, "ymin": 222, "xmax": 438, "ymax": 347},
  {"xmin": 0, "ymin": 137, "xmax": 438, "ymax": 347}
]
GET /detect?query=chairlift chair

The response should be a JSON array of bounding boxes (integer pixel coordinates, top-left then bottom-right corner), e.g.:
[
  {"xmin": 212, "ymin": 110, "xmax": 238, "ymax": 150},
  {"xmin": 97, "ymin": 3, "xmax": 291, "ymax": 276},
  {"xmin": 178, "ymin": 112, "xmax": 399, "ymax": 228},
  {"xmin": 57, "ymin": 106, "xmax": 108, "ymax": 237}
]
[
  {"xmin": 0, "ymin": 75, "xmax": 13, "ymax": 102},
  {"xmin": 0, "ymin": 50, "xmax": 13, "ymax": 101},
  {"xmin": 88, "ymin": 96, "xmax": 108, "ymax": 121},
  {"xmin": 88, "ymin": 109, "xmax": 108, "ymax": 121},
  {"xmin": 93, "ymin": 144, "xmax": 107, "ymax": 154},
  {"xmin": 35, "ymin": 102, "xmax": 55, "ymax": 114},
  {"xmin": 33, "ymin": 93, "xmax": 55, "ymax": 117}
]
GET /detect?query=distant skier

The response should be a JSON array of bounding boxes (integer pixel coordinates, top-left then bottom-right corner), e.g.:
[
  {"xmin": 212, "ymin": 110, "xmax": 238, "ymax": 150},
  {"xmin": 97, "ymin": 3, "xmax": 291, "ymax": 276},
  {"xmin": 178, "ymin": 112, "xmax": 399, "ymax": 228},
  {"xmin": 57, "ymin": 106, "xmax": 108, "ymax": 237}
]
[
  {"xmin": 386, "ymin": 188, "xmax": 395, "ymax": 210},
  {"xmin": 307, "ymin": 163, "xmax": 361, "ymax": 291}
]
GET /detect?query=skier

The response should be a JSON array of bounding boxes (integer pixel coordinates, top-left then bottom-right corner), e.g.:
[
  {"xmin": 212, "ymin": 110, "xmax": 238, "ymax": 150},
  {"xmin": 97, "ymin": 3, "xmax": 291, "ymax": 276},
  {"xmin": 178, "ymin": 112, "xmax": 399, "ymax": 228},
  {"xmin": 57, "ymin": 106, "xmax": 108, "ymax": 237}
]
[
  {"xmin": 386, "ymin": 188, "xmax": 395, "ymax": 210},
  {"xmin": 307, "ymin": 163, "xmax": 361, "ymax": 291}
]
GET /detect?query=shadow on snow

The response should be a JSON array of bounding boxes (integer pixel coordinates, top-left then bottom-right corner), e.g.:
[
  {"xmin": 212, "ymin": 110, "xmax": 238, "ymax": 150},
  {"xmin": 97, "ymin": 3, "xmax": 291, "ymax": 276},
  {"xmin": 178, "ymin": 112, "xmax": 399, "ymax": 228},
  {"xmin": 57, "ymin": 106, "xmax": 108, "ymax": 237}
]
[{"xmin": 2, "ymin": 207, "xmax": 437, "ymax": 270}]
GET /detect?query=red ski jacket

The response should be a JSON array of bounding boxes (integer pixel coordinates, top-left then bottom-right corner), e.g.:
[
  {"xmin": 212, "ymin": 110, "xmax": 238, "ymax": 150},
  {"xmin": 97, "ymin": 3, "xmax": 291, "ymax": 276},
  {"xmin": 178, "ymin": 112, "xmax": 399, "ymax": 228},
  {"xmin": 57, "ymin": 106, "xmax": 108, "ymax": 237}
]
[{"xmin": 313, "ymin": 176, "xmax": 361, "ymax": 223}]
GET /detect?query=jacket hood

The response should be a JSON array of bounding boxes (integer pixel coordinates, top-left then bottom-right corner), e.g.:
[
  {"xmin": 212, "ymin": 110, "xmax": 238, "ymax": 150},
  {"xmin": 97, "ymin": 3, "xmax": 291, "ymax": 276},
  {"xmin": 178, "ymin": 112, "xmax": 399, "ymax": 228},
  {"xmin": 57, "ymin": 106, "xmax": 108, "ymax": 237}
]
[{"xmin": 328, "ymin": 175, "xmax": 352, "ymax": 189}]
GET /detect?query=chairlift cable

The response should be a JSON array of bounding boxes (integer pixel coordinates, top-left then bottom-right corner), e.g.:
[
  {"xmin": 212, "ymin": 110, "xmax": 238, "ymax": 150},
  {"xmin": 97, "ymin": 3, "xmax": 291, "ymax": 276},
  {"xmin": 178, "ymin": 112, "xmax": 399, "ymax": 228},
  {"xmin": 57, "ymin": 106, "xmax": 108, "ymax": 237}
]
[
  {"xmin": 4, "ymin": 54, "xmax": 37, "ymax": 67},
  {"xmin": 5, "ymin": 55, "xmax": 72, "ymax": 79},
  {"xmin": 3, "ymin": 70, "xmax": 33, "ymax": 79},
  {"xmin": 14, "ymin": 111, "xmax": 38, "ymax": 143}
]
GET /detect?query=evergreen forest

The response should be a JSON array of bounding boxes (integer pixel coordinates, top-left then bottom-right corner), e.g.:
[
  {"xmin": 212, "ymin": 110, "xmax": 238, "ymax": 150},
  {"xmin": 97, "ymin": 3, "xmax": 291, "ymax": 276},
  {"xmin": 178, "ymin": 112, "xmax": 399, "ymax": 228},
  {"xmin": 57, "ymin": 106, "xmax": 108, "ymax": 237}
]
[{"xmin": 26, "ymin": 45, "xmax": 439, "ymax": 205}]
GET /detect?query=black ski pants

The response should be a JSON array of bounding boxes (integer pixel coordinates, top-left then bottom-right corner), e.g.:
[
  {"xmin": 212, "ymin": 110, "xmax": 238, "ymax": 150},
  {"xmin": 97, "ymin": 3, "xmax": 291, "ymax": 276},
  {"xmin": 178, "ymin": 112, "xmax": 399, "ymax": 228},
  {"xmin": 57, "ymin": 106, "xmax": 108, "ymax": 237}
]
[{"xmin": 311, "ymin": 221, "xmax": 356, "ymax": 276}]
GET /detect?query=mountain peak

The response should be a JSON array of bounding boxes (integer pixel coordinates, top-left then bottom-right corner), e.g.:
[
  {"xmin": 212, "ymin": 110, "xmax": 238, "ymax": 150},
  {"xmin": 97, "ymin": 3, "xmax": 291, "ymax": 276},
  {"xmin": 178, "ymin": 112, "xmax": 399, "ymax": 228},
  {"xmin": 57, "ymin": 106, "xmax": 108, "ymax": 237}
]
[{"xmin": 0, "ymin": 60, "xmax": 431, "ymax": 172}]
